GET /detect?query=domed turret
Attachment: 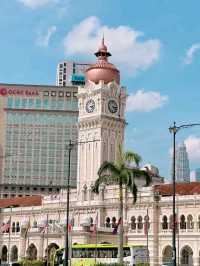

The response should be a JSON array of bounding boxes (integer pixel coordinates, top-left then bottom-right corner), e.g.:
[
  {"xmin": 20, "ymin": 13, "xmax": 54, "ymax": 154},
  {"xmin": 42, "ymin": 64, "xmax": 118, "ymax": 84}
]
[{"xmin": 85, "ymin": 38, "xmax": 120, "ymax": 84}]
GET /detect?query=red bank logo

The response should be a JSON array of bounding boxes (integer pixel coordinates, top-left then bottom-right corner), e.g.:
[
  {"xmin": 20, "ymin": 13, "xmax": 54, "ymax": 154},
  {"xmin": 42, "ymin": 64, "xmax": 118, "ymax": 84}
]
[{"xmin": 0, "ymin": 88, "xmax": 39, "ymax": 97}]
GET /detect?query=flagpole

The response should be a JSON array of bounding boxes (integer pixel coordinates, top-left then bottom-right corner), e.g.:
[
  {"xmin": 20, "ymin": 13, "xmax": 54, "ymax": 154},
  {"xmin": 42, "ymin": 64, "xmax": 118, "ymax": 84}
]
[
  {"xmin": 24, "ymin": 216, "xmax": 30, "ymax": 259},
  {"xmin": 95, "ymin": 216, "xmax": 98, "ymax": 264},
  {"xmin": 8, "ymin": 207, "xmax": 12, "ymax": 264},
  {"xmin": 46, "ymin": 213, "xmax": 49, "ymax": 266},
  {"xmin": 95, "ymin": 228, "xmax": 98, "ymax": 264},
  {"xmin": 146, "ymin": 208, "xmax": 149, "ymax": 264}
]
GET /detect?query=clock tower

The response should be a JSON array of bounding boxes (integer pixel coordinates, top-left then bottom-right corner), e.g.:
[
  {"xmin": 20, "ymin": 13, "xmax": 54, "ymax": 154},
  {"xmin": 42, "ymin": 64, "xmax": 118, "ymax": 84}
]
[{"xmin": 77, "ymin": 39, "xmax": 127, "ymax": 195}]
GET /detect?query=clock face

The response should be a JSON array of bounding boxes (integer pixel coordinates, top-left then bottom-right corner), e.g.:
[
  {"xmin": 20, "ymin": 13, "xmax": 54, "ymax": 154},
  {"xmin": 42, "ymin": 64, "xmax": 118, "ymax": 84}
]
[
  {"xmin": 108, "ymin": 100, "xmax": 118, "ymax": 113},
  {"xmin": 86, "ymin": 99, "xmax": 95, "ymax": 113}
]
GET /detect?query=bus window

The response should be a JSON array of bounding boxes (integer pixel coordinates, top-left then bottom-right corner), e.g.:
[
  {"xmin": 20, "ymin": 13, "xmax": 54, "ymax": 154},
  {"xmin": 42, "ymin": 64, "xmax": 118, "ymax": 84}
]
[
  {"xmin": 72, "ymin": 249, "xmax": 82, "ymax": 258},
  {"xmin": 98, "ymin": 248, "xmax": 113, "ymax": 258},
  {"xmin": 112, "ymin": 248, "xmax": 118, "ymax": 258},
  {"xmin": 123, "ymin": 247, "xmax": 131, "ymax": 257},
  {"xmin": 80, "ymin": 249, "xmax": 86, "ymax": 258}
]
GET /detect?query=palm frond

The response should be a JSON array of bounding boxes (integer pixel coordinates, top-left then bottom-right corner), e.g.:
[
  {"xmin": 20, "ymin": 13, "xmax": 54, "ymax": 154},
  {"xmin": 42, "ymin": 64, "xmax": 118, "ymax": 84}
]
[
  {"xmin": 98, "ymin": 161, "xmax": 120, "ymax": 177},
  {"xmin": 92, "ymin": 175, "xmax": 111, "ymax": 194},
  {"xmin": 131, "ymin": 168, "xmax": 152, "ymax": 186},
  {"xmin": 124, "ymin": 151, "xmax": 142, "ymax": 167}
]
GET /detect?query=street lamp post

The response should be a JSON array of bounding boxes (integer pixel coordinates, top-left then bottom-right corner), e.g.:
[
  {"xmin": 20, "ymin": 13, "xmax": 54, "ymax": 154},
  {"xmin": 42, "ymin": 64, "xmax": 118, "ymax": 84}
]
[
  {"xmin": 64, "ymin": 140, "xmax": 74, "ymax": 266},
  {"xmin": 169, "ymin": 122, "xmax": 200, "ymax": 266},
  {"xmin": 63, "ymin": 139, "xmax": 100, "ymax": 266}
]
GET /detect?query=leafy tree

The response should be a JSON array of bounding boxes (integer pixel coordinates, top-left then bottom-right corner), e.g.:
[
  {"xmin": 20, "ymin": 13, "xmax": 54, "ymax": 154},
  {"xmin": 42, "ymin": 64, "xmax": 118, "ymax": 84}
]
[{"xmin": 93, "ymin": 145, "xmax": 151, "ymax": 264}]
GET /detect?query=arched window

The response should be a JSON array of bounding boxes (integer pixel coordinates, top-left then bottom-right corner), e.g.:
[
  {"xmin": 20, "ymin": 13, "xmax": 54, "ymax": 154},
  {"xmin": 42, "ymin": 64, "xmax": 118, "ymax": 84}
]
[
  {"xmin": 83, "ymin": 185, "xmax": 87, "ymax": 201},
  {"xmin": 16, "ymin": 222, "xmax": 20, "ymax": 232},
  {"xmin": 130, "ymin": 216, "xmax": 136, "ymax": 230},
  {"xmin": 169, "ymin": 215, "xmax": 173, "ymax": 230},
  {"xmin": 162, "ymin": 215, "xmax": 168, "ymax": 230},
  {"xmin": 180, "ymin": 215, "xmax": 186, "ymax": 229},
  {"xmin": 90, "ymin": 217, "xmax": 93, "ymax": 226},
  {"xmin": 187, "ymin": 215, "xmax": 194, "ymax": 229},
  {"xmin": 90, "ymin": 191, "xmax": 94, "ymax": 200},
  {"xmin": 112, "ymin": 217, "xmax": 116, "ymax": 228},
  {"xmin": 33, "ymin": 220, "xmax": 37, "ymax": 228},
  {"xmin": 12, "ymin": 222, "xmax": 15, "ymax": 233},
  {"xmin": 99, "ymin": 185, "xmax": 105, "ymax": 201},
  {"xmin": 137, "ymin": 216, "xmax": 143, "ymax": 230},
  {"xmin": 198, "ymin": 215, "xmax": 200, "ymax": 229},
  {"xmin": 105, "ymin": 217, "xmax": 111, "ymax": 228}
]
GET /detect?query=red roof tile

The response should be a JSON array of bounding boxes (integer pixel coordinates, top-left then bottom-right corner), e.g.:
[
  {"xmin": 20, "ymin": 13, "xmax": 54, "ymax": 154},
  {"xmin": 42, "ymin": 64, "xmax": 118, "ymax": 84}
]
[
  {"xmin": 154, "ymin": 182, "xmax": 200, "ymax": 196},
  {"xmin": 0, "ymin": 195, "xmax": 42, "ymax": 208}
]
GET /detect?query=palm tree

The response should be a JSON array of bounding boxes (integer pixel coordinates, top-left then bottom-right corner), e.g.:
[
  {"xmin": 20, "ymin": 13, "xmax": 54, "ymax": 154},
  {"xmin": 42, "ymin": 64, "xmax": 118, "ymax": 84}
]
[{"xmin": 93, "ymin": 145, "xmax": 151, "ymax": 264}]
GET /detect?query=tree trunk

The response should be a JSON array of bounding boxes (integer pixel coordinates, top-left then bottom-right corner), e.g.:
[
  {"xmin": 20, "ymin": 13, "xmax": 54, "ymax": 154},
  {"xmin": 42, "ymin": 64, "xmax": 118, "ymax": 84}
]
[{"xmin": 118, "ymin": 178, "xmax": 123, "ymax": 264}]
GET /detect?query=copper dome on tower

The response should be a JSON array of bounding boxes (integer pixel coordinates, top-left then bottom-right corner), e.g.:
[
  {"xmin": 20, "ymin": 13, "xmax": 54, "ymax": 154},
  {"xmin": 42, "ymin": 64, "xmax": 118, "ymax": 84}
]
[{"xmin": 85, "ymin": 38, "xmax": 120, "ymax": 84}]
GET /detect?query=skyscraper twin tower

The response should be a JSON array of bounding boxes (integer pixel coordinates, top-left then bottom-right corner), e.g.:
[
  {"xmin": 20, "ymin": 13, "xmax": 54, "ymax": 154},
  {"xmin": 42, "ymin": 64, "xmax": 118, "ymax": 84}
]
[{"xmin": 174, "ymin": 143, "xmax": 190, "ymax": 183}]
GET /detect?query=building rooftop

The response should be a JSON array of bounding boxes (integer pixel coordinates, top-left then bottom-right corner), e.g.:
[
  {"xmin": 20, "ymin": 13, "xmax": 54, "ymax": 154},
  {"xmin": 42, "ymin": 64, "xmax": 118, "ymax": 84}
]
[
  {"xmin": 0, "ymin": 196, "xmax": 42, "ymax": 208},
  {"xmin": 154, "ymin": 182, "xmax": 200, "ymax": 196}
]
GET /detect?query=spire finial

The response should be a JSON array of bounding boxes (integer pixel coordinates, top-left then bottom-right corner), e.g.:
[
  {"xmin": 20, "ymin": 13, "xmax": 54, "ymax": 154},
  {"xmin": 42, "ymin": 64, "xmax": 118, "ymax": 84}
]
[
  {"xmin": 94, "ymin": 36, "xmax": 111, "ymax": 59},
  {"xmin": 102, "ymin": 34, "xmax": 104, "ymax": 46}
]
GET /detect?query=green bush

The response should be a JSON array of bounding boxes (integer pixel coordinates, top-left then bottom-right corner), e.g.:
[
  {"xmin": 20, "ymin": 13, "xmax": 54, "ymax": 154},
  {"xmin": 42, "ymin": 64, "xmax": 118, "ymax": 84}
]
[
  {"xmin": 93, "ymin": 263, "xmax": 149, "ymax": 266},
  {"xmin": 18, "ymin": 259, "xmax": 45, "ymax": 266},
  {"xmin": 94, "ymin": 263, "xmax": 125, "ymax": 266}
]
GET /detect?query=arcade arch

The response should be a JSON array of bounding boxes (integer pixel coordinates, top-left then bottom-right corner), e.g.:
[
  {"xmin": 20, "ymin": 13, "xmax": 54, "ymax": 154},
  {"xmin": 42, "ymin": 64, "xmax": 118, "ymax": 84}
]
[
  {"xmin": 11, "ymin": 245, "xmax": 18, "ymax": 262},
  {"xmin": 26, "ymin": 243, "xmax": 37, "ymax": 260},
  {"xmin": 46, "ymin": 243, "xmax": 59, "ymax": 265},
  {"xmin": 162, "ymin": 245, "xmax": 173, "ymax": 265},
  {"xmin": 1, "ymin": 245, "xmax": 8, "ymax": 262},
  {"xmin": 180, "ymin": 245, "xmax": 193, "ymax": 266}
]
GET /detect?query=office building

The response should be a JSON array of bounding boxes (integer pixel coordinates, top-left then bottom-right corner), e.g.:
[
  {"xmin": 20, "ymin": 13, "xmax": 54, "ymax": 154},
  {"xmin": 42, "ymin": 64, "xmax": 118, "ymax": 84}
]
[
  {"xmin": 190, "ymin": 168, "xmax": 200, "ymax": 182},
  {"xmin": 56, "ymin": 61, "xmax": 90, "ymax": 86},
  {"xmin": 0, "ymin": 83, "xmax": 78, "ymax": 198},
  {"xmin": 175, "ymin": 143, "xmax": 190, "ymax": 182}
]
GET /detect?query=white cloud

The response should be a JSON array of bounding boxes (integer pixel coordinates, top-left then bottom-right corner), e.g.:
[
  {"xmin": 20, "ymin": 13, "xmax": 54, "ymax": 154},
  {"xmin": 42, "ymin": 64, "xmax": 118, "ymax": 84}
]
[
  {"xmin": 185, "ymin": 135, "xmax": 200, "ymax": 162},
  {"xmin": 183, "ymin": 43, "xmax": 200, "ymax": 65},
  {"xmin": 18, "ymin": 0, "xmax": 58, "ymax": 9},
  {"xmin": 126, "ymin": 90, "xmax": 168, "ymax": 112},
  {"xmin": 63, "ymin": 16, "xmax": 161, "ymax": 75},
  {"xmin": 36, "ymin": 26, "xmax": 57, "ymax": 47}
]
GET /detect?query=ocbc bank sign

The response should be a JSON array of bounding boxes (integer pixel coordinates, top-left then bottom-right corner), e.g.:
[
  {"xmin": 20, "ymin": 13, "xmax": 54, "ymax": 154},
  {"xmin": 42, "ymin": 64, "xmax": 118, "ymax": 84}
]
[{"xmin": 0, "ymin": 87, "xmax": 39, "ymax": 97}]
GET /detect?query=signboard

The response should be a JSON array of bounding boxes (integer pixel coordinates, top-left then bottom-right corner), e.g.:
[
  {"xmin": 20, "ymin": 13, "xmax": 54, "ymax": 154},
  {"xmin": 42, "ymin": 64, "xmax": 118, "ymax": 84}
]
[{"xmin": 0, "ymin": 87, "xmax": 39, "ymax": 97}]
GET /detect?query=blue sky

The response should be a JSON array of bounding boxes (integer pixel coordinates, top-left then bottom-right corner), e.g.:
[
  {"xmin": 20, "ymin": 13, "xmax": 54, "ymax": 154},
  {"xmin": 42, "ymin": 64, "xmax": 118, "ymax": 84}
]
[{"xmin": 0, "ymin": 0, "xmax": 200, "ymax": 180}]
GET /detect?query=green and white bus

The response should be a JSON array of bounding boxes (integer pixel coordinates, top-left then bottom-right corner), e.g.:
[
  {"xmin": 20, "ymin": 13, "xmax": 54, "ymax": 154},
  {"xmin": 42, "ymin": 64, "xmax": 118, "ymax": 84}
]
[{"xmin": 53, "ymin": 243, "xmax": 148, "ymax": 266}]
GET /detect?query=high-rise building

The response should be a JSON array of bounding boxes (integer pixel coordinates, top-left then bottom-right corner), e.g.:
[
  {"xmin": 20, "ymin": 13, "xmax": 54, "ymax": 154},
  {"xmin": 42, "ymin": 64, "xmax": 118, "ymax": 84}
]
[
  {"xmin": 190, "ymin": 168, "xmax": 200, "ymax": 182},
  {"xmin": 56, "ymin": 61, "xmax": 90, "ymax": 86},
  {"xmin": 0, "ymin": 83, "xmax": 78, "ymax": 198},
  {"xmin": 175, "ymin": 143, "xmax": 190, "ymax": 182}
]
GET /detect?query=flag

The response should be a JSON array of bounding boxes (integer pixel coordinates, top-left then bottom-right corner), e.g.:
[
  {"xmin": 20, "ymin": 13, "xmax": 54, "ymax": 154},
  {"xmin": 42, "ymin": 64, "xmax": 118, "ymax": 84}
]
[
  {"xmin": 93, "ymin": 212, "xmax": 98, "ymax": 235},
  {"xmin": 112, "ymin": 217, "xmax": 122, "ymax": 234},
  {"xmin": 68, "ymin": 223, "xmax": 72, "ymax": 232},
  {"xmin": 1, "ymin": 219, "xmax": 11, "ymax": 233},
  {"xmin": 63, "ymin": 223, "xmax": 72, "ymax": 232},
  {"xmin": 40, "ymin": 220, "xmax": 48, "ymax": 233}
]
